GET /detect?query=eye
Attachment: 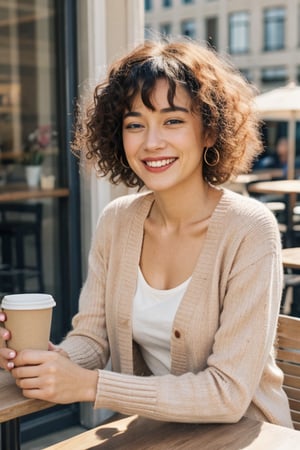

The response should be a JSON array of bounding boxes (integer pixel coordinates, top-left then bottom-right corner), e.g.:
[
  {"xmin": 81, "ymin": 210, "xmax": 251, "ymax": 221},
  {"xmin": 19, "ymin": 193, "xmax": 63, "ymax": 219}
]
[
  {"xmin": 165, "ymin": 118, "xmax": 184, "ymax": 125},
  {"xmin": 124, "ymin": 122, "xmax": 144, "ymax": 130}
]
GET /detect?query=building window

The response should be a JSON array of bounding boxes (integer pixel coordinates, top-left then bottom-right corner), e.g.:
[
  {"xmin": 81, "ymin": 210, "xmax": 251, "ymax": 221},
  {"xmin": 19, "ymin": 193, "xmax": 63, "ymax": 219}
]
[
  {"xmin": 181, "ymin": 19, "xmax": 196, "ymax": 38},
  {"xmin": 205, "ymin": 17, "xmax": 218, "ymax": 50},
  {"xmin": 145, "ymin": 0, "xmax": 152, "ymax": 11},
  {"xmin": 144, "ymin": 26, "xmax": 154, "ymax": 39},
  {"xmin": 229, "ymin": 11, "xmax": 249, "ymax": 54},
  {"xmin": 162, "ymin": 0, "xmax": 172, "ymax": 7},
  {"xmin": 160, "ymin": 23, "xmax": 172, "ymax": 36},
  {"xmin": 182, "ymin": 0, "xmax": 194, "ymax": 4},
  {"xmin": 261, "ymin": 67, "xmax": 287, "ymax": 84},
  {"xmin": 264, "ymin": 8, "xmax": 285, "ymax": 51},
  {"xmin": 239, "ymin": 69, "xmax": 252, "ymax": 83}
]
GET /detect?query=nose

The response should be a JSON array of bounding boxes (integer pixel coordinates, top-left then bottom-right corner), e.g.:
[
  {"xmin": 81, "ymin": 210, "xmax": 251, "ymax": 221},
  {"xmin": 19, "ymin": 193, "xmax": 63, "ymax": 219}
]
[{"xmin": 144, "ymin": 125, "xmax": 166, "ymax": 151}]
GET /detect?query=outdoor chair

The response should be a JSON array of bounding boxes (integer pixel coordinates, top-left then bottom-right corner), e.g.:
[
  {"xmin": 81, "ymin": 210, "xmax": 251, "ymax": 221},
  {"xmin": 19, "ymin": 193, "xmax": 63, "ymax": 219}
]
[{"xmin": 275, "ymin": 314, "xmax": 300, "ymax": 430}]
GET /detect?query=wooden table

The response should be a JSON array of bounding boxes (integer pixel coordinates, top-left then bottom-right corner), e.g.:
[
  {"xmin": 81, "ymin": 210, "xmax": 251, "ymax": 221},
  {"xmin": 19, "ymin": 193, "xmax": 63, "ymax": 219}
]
[
  {"xmin": 225, "ymin": 169, "xmax": 283, "ymax": 196},
  {"xmin": 248, "ymin": 179, "xmax": 300, "ymax": 196},
  {"xmin": 0, "ymin": 184, "xmax": 69, "ymax": 202},
  {"xmin": 0, "ymin": 369, "xmax": 55, "ymax": 450},
  {"xmin": 44, "ymin": 413, "xmax": 300, "ymax": 450},
  {"xmin": 248, "ymin": 179, "xmax": 300, "ymax": 246},
  {"xmin": 282, "ymin": 247, "xmax": 300, "ymax": 269}
]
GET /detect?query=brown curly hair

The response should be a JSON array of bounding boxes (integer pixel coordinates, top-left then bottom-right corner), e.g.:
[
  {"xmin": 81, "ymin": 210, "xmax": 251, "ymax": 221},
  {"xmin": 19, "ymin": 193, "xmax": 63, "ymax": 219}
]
[{"xmin": 72, "ymin": 38, "xmax": 263, "ymax": 188}]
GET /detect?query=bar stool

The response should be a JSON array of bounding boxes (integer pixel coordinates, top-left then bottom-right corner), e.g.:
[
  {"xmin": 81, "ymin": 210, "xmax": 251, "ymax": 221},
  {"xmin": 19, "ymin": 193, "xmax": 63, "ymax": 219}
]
[
  {"xmin": 281, "ymin": 247, "xmax": 300, "ymax": 316},
  {"xmin": 0, "ymin": 202, "xmax": 44, "ymax": 295}
]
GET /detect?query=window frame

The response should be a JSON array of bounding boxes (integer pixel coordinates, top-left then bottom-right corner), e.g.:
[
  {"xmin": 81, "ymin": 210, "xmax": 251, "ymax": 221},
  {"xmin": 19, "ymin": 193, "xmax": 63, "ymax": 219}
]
[
  {"xmin": 228, "ymin": 10, "xmax": 250, "ymax": 55},
  {"xmin": 181, "ymin": 19, "xmax": 196, "ymax": 38},
  {"xmin": 263, "ymin": 7, "xmax": 285, "ymax": 52}
]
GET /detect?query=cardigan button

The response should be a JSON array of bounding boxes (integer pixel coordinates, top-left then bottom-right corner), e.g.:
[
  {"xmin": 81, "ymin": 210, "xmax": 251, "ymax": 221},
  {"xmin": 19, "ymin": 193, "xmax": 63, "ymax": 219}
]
[{"xmin": 174, "ymin": 329, "xmax": 181, "ymax": 338}]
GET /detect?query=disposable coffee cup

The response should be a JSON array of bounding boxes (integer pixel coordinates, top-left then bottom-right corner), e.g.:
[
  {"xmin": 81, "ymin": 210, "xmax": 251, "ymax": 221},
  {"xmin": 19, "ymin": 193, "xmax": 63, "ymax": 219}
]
[{"xmin": 1, "ymin": 293, "xmax": 56, "ymax": 352}]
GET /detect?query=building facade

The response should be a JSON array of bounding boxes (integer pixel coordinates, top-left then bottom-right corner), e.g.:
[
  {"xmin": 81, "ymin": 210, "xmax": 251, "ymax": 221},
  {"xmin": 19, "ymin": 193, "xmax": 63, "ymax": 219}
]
[{"xmin": 145, "ymin": 0, "xmax": 300, "ymax": 92}]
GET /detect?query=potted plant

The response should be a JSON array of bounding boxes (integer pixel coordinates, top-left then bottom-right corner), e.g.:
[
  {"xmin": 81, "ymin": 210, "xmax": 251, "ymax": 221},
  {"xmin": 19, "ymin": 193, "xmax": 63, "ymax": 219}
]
[{"xmin": 22, "ymin": 127, "xmax": 50, "ymax": 187}]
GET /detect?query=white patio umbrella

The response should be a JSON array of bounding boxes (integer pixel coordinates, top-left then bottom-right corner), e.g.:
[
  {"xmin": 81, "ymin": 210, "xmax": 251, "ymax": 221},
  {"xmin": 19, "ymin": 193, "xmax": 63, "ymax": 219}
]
[{"xmin": 255, "ymin": 82, "xmax": 300, "ymax": 179}]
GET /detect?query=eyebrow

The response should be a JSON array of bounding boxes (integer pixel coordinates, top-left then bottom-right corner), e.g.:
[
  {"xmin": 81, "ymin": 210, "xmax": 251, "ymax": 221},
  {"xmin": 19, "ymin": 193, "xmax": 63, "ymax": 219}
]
[{"xmin": 123, "ymin": 106, "xmax": 189, "ymax": 119}]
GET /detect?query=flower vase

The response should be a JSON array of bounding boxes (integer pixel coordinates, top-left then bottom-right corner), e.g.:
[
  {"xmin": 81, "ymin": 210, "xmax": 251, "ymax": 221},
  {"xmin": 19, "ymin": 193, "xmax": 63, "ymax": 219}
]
[{"xmin": 25, "ymin": 165, "xmax": 41, "ymax": 188}]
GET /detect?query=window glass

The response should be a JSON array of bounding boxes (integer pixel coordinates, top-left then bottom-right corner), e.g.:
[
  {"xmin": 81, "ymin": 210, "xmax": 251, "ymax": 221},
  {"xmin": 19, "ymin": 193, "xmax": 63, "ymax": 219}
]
[
  {"xmin": 145, "ymin": 0, "xmax": 152, "ymax": 11},
  {"xmin": 144, "ymin": 25, "xmax": 154, "ymax": 39},
  {"xmin": 160, "ymin": 23, "xmax": 172, "ymax": 36},
  {"xmin": 264, "ymin": 7, "xmax": 285, "ymax": 51},
  {"xmin": 229, "ymin": 11, "xmax": 249, "ymax": 54},
  {"xmin": 239, "ymin": 69, "xmax": 252, "ymax": 83},
  {"xmin": 206, "ymin": 17, "xmax": 218, "ymax": 50},
  {"xmin": 181, "ymin": 19, "xmax": 196, "ymax": 38},
  {"xmin": 0, "ymin": 0, "xmax": 81, "ymax": 437},
  {"xmin": 162, "ymin": 0, "xmax": 172, "ymax": 7},
  {"xmin": 261, "ymin": 66, "xmax": 287, "ymax": 85},
  {"xmin": 0, "ymin": 1, "xmax": 58, "ymax": 179},
  {"xmin": 0, "ymin": 0, "xmax": 76, "ymax": 344}
]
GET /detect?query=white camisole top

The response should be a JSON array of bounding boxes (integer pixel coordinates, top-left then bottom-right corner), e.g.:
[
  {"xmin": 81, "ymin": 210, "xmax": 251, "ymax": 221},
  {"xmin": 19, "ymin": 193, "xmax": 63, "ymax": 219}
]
[{"xmin": 132, "ymin": 267, "xmax": 191, "ymax": 375}]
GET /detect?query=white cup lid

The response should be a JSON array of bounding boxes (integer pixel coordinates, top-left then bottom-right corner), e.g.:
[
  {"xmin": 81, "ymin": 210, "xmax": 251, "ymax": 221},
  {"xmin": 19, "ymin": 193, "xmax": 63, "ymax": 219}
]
[{"xmin": 1, "ymin": 293, "xmax": 56, "ymax": 310}]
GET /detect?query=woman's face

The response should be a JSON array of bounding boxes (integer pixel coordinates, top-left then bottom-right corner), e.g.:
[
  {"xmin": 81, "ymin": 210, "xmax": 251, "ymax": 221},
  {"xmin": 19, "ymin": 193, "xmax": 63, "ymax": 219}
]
[{"xmin": 122, "ymin": 78, "xmax": 214, "ymax": 194}]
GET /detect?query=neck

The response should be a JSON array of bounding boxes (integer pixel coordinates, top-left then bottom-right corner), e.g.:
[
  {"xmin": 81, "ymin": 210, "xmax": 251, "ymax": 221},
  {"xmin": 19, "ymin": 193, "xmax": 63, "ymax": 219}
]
[{"xmin": 150, "ymin": 180, "xmax": 218, "ymax": 230}]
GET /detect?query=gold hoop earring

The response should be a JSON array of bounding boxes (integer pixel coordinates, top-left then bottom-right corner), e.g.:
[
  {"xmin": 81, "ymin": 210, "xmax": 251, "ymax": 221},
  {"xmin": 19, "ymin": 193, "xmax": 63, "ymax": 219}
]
[{"xmin": 203, "ymin": 147, "xmax": 220, "ymax": 167}]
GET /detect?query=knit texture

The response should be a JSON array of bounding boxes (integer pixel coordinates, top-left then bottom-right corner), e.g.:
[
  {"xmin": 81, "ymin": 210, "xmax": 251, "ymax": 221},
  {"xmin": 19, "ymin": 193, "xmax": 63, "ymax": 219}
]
[{"xmin": 60, "ymin": 188, "xmax": 292, "ymax": 427}]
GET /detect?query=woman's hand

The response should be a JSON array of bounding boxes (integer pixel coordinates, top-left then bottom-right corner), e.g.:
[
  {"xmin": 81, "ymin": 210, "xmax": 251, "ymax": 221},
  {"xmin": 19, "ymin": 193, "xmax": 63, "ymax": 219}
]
[
  {"xmin": 0, "ymin": 310, "xmax": 16, "ymax": 370},
  {"xmin": 11, "ymin": 348, "xmax": 98, "ymax": 404}
]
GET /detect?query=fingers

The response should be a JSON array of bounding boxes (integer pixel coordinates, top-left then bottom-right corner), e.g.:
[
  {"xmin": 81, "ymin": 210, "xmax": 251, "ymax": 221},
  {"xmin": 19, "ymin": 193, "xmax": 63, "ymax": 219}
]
[
  {"xmin": 0, "ymin": 311, "xmax": 10, "ymax": 342},
  {"xmin": 0, "ymin": 348, "xmax": 16, "ymax": 370},
  {"xmin": 14, "ymin": 373, "xmax": 52, "ymax": 401},
  {"xmin": 0, "ymin": 310, "xmax": 15, "ymax": 369},
  {"xmin": 13, "ymin": 349, "xmax": 54, "ymax": 367},
  {"xmin": 13, "ymin": 365, "xmax": 42, "ymax": 384}
]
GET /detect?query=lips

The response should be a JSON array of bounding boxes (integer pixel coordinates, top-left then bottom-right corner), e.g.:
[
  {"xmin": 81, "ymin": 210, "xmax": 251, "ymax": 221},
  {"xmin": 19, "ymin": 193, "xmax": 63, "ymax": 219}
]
[{"xmin": 143, "ymin": 158, "xmax": 177, "ymax": 168}]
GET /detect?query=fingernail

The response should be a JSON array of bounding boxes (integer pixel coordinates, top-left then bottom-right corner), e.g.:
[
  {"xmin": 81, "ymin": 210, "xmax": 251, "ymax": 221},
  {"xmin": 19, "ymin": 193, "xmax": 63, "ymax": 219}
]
[
  {"xmin": 8, "ymin": 351, "xmax": 16, "ymax": 358},
  {"xmin": 7, "ymin": 361, "xmax": 14, "ymax": 369}
]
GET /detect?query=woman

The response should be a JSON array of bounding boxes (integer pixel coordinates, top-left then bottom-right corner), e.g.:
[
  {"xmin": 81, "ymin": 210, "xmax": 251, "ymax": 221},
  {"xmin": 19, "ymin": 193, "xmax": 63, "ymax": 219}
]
[{"xmin": 0, "ymin": 39, "xmax": 292, "ymax": 427}]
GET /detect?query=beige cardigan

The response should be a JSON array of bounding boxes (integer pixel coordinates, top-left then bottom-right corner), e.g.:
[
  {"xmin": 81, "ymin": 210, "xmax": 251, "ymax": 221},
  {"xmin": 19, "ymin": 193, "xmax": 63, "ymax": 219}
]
[{"xmin": 60, "ymin": 188, "xmax": 293, "ymax": 428}]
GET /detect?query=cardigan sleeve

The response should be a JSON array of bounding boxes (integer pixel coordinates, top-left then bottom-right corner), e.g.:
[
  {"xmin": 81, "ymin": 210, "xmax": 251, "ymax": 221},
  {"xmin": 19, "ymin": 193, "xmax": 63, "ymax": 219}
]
[{"xmin": 93, "ymin": 213, "xmax": 289, "ymax": 425}]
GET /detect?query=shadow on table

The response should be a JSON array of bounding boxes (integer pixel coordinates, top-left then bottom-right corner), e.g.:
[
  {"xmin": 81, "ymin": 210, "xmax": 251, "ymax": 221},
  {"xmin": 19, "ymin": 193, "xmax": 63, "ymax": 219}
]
[{"xmin": 87, "ymin": 416, "xmax": 262, "ymax": 449}]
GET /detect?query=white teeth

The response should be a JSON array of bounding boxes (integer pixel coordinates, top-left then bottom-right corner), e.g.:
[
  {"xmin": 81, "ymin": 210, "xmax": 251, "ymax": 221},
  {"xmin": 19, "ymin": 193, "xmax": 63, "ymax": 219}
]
[{"xmin": 145, "ymin": 158, "xmax": 175, "ymax": 168}]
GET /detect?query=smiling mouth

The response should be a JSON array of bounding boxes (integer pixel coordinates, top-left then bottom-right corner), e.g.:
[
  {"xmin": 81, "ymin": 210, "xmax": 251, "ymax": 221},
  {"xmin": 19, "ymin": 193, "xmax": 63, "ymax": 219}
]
[{"xmin": 143, "ymin": 158, "xmax": 177, "ymax": 168}]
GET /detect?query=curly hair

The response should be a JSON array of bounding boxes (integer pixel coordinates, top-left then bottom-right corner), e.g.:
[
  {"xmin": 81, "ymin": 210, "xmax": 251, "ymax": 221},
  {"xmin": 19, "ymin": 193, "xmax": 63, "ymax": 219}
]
[{"xmin": 72, "ymin": 38, "xmax": 263, "ymax": 188}]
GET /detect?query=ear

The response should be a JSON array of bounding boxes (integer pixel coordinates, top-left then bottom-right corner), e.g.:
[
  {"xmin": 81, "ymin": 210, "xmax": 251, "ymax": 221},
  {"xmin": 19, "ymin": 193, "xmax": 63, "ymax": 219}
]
[{"xmin": 204, "ymin": 131, "xmax": 216, "ymax": 149}]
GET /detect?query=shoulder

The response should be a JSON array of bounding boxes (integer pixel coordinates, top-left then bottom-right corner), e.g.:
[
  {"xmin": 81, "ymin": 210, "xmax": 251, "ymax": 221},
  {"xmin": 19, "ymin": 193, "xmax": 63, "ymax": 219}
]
[
  {"xmin": 102, "ymin": 190, "xmax": 153, "ymax": 217},
  {"xmin": 96, "ymin": 190, "xmax": 153, "ymax": 232},
  {"xmin": 220, "ymin": 188, "xmax": 280, "ymax": 242},
  {"xmin": 215, "ymin": 189, "xmax": 283, "ymax": 276},
  {"xmin": 222, "ymin": 188, "xmax": 277, "ymax": 223}
]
